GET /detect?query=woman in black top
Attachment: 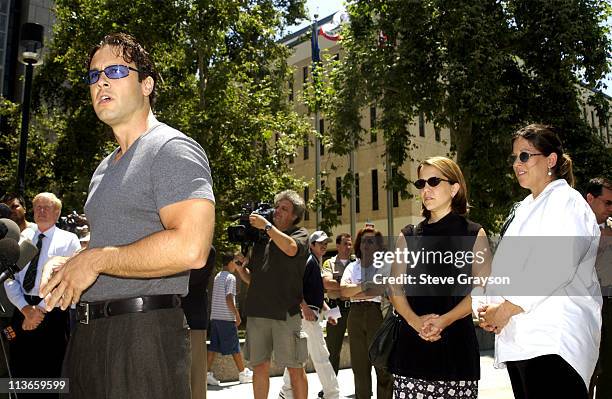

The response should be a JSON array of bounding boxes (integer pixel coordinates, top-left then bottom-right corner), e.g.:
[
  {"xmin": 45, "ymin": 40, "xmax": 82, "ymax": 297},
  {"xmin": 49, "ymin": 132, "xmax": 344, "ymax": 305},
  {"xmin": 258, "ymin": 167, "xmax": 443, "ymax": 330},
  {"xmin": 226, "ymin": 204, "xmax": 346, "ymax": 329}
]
[{"xmin": 388, "ymin": 156, "xmax": 490, "ymax": 399}]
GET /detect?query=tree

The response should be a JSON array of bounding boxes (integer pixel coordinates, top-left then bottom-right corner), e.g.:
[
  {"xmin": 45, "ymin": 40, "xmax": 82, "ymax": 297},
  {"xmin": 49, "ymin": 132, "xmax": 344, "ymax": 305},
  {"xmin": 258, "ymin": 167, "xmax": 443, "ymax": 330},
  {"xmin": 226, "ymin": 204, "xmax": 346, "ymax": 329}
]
[
  {"xmin": 1, "ymin": 0, "xmax": 313, "ymax": 252},
  {"xmin": 322, "ymin": 0, "xmax": 612, "ymax": 232}
]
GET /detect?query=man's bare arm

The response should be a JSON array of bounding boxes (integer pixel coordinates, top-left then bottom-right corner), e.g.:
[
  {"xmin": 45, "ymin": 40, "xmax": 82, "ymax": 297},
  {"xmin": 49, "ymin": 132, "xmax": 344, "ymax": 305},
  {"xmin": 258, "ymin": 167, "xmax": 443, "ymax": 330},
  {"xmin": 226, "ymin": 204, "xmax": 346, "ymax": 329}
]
[{"xmin": 40, "ymin": 198, "xmax": 215, "ymax": 310}]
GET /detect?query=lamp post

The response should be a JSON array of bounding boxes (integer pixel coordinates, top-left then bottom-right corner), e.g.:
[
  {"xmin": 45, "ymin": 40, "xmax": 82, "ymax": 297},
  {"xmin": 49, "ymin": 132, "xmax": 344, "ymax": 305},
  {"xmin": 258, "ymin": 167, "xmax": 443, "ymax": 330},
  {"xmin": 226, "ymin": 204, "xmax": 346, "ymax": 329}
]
[{"xmin": 16, "ymin": 23, "xmax": 44, "ymax": 195}]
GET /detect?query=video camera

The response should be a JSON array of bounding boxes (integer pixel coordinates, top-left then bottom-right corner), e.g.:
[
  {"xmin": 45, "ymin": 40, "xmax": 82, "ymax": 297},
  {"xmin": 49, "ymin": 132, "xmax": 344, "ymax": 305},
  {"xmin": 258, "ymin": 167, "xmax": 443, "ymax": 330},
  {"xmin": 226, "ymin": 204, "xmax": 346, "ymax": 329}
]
[
  {"xmin": 57, "ymin": 211, "xmax": 89, "ymax": 237},
  {"xmin": 227, "ymin": 203, "xmax": 274, "ymax": 252}
]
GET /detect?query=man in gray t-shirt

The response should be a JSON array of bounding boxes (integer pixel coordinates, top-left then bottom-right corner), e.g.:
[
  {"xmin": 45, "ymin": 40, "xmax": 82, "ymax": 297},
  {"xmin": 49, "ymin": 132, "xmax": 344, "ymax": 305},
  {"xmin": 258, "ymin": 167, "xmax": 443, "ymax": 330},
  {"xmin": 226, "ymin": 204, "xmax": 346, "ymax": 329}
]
[{"xmin": 39, "ymin": 33, "xmax": 215, "ymax": 399}]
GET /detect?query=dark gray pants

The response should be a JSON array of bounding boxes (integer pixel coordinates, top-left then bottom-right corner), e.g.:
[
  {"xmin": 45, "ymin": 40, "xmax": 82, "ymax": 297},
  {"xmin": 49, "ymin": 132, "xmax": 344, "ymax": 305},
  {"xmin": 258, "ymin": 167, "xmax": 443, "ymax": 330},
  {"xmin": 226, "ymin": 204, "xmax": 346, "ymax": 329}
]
[
  {"xmin": 347, "ymin": 302, "xmax": 393, "ymax": 399},
  {"xmin": 62, "ymin": 308, "xmax": 190, "ymax": 399},
  {"xmin": 325, "ymin": 304, "xmax": 350, "ymax": 374}
]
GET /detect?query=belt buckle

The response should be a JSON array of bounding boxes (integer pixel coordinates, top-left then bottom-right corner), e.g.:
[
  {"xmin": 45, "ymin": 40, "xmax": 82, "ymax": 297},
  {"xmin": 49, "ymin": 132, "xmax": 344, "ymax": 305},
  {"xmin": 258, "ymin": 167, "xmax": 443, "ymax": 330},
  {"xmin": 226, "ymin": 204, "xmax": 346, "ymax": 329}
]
[
  {"xmin": 78, "ymin": 303, "xmax": 90, "ymax": 325},
  {"xmin": 344, "ymin": 300, "xmax": 351, "ymax": 308}
]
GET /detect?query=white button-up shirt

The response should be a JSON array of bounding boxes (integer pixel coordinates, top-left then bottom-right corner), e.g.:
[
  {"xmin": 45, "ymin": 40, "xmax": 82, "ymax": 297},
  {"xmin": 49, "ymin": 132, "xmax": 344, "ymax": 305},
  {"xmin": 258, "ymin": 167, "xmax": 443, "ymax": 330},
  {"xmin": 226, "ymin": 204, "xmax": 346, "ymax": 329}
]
[
  {"xmin": 479, "ymin": 179, "xmax": 601, "ymax": 387},
  {"xmin": 5, "ymin": 225, "xmax": 81, "ymax": 311},
  {"xmin": 341, "ymin": 259, "xmax": 382, "ymax": 303}
]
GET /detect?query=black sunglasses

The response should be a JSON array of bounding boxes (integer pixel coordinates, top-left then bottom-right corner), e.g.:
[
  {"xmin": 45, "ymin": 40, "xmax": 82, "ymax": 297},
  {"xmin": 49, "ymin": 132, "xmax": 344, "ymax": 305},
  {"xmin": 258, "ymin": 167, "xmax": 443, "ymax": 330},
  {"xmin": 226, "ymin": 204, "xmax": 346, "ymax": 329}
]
[
  {"xmin": 84, "ymin": 64, "xmax": 141, "ymax": 85},
  {"xmin": 508, "ymin": 152, "xmax": 543, "ymax": 165},
  {"xmin": 413, "ymin": 177, "xmax": 454, "ymax": 189}
]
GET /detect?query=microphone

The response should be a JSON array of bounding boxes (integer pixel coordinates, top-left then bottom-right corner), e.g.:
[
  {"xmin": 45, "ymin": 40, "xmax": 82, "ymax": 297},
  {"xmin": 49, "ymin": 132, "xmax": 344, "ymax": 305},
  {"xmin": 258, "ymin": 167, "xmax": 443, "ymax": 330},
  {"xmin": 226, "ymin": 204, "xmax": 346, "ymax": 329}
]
[
  {"xmin": 0, "ymin": 204, "xmax": 11, "ymax": 219},
  {"xmin": 0, "ymin": 238, "xmax": 20, "ymax": 284},
  {"xmin": 0, "ymin": 218, "xmax": 20, "ymax": 241},
  {"xmin": 17, "ymin": 239, "xmax": 38, "ymax": 269}
]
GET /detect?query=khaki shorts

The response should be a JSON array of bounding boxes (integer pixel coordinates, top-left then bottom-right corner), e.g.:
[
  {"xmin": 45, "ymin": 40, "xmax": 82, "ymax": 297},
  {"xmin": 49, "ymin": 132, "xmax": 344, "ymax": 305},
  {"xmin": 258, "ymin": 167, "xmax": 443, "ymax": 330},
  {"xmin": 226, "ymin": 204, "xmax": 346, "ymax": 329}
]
[{"xmin": 244, "ymin": 313, "xmax": 308, "ymax": 368}]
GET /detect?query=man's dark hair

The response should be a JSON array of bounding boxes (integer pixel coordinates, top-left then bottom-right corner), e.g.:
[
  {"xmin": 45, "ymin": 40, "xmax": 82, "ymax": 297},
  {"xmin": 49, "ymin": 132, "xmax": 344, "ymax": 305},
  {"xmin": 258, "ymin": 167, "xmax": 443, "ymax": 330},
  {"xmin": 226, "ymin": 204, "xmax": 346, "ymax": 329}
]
[
  {"xmin": 585, "ymin": 177, "xmax": 612, "ymax": 197},
  {"xmin": 87, "ymin": 33, "xmax": 159, "ymax": 108},
  {"xmin": 1, "ymin": 192, "xmax": 26, "ymax": 207},
  {"xmin": 336, "ymin": 233, "xmax": 351, "ymax": 245}
]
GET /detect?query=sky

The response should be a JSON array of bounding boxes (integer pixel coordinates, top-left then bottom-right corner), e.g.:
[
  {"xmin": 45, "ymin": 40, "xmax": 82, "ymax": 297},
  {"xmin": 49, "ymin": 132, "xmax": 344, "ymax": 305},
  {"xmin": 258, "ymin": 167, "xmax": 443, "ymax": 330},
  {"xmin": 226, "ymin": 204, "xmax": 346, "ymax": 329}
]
[{"xmin": 286, "ymin": 1, "xmax": 611, "ymax": 97}]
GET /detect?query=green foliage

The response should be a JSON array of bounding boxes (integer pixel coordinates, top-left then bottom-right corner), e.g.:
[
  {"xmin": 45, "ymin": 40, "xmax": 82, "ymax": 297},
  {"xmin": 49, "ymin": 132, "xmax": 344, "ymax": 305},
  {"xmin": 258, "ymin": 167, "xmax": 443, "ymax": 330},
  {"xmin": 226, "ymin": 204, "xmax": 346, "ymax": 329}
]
[
  {"xmin": 2, "ymin": 0, "xmax": 314, "ymax": 255},
  {"xmin": 321, "ymin": 0, "xmax": 612, "ymax": 233}
]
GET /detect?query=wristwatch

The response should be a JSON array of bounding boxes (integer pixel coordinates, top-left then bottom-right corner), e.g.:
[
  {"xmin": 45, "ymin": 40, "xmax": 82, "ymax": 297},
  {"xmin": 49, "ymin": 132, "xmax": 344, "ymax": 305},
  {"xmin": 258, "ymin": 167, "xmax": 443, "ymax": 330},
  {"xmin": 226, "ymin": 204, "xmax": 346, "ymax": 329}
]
[{"xmin": 264, "ymin": 222, "xmax": 273, "ymax": 233}]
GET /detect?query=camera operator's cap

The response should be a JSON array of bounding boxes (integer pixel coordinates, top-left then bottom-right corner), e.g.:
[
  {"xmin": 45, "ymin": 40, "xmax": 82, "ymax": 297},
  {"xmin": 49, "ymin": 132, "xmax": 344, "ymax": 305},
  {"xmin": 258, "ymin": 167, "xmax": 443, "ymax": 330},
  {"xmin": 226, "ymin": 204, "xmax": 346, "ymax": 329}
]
[{"xmin": 309, "ymin": 231, "xmax": 331, "ymax": 245}]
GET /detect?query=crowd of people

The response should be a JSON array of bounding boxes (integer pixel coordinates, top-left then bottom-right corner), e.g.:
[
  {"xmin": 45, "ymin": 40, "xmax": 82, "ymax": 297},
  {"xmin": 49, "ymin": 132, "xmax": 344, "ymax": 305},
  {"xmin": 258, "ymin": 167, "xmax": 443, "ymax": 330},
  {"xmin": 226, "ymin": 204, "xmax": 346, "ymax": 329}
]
[{"xmin": 0, "ymin": 32, "xmax": 610, "ymax": 399}]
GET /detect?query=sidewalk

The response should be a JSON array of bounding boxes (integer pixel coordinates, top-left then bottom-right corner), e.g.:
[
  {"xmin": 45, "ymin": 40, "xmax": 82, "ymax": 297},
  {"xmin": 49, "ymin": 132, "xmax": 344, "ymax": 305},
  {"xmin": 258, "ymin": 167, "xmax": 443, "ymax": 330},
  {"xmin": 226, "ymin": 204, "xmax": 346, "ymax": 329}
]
[{"xmin": 207, "ymin": 351, "xmax": 514, "ymax": 399}]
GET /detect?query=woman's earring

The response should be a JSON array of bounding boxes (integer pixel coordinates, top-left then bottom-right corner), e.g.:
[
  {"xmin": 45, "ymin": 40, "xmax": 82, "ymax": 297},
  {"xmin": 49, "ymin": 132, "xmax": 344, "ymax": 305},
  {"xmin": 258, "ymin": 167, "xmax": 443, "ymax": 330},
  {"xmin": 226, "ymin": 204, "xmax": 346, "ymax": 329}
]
[{"xmin": 547, "ymin": 167, "xmax": 552, "ymax": 176}]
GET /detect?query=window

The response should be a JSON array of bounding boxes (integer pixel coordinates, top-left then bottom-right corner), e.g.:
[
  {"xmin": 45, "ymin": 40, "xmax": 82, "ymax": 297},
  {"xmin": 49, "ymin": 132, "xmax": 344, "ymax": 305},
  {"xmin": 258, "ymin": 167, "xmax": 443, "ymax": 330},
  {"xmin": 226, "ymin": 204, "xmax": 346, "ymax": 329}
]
[
  {"xmin": 355, "ymin": 173, "xmax": 360, "ymax": 213},
  {"xmin": 435, "ymin": 125, "xmax": 441, "ymax": 142},
  {"xmin": 304, "ymin": 187, "xmax": 309, "ymax": 221},
  {"xmin": 336, "ymin": 177, "xmax": 342, "ymax": 215},
  {"xmin": 371, "ymin": 169, "xmax": 379, "ymax": 211},
  {"xmin": 319, "ymin": 119, "xmax": 325, "ymax": 155},
  {"xmin": 288, "ymin": 80, "xmax": 294, "ymax": 102},
  {"xmin": 591, "ymin": 110, "xmax": 595, "ymax": 128},
  {"xmin": 392, "ymin": 167, "xmax": 399, "ymax": 208},
  {"xmin": 303, "ymin": 66, "xmax": 308, "ymax": 84},
  {"xmin": 419, "ymin": 113, "xmax": 425, "ymax": 137},
  {"xmin": 370, "ymin": 106, "xmax": 377, "ymax": 143}
]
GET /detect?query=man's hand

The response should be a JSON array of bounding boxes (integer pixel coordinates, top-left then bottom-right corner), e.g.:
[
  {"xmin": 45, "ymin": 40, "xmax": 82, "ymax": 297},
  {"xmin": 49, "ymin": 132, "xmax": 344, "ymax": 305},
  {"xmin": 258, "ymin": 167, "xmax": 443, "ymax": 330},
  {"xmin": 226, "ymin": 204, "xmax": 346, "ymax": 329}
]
[
  {"xmin": 249, "ymin": 213, "xmax": 269, "ymax": 230},
  {"xmin": 21, "ymin": 305, "xmax": 45, "ymax": 331},
  {"xmin": 39, "ymin": 249, "xmax": 102, "ymax": 311},
  {"xmin": 235, "ymin": 314, "xmax": 242, "ymax": 327},
  {"xmin": 301, "ymin": 305, "xmax": 317, "ymax": 321},
  {"xmin": 327, "ymin": 316, "xmax": 337, "ymax": 326}
]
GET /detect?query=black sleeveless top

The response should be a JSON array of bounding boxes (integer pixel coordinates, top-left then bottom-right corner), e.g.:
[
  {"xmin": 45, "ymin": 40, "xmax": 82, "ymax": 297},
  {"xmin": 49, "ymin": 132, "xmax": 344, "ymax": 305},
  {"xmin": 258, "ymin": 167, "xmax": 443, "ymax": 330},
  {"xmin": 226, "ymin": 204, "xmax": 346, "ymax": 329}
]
[{"xmin": 389, "ymin": 212, "xmax": 481, "ymax": 381}]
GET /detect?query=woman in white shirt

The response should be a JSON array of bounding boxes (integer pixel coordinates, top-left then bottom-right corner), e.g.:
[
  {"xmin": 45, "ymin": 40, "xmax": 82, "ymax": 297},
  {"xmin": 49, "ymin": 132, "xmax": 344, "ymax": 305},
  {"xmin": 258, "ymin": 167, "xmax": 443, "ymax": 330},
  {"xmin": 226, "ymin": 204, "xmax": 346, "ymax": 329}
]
[
  {"xmin": 478, "ymin": 124, "xmax": 601, "ymax": 399},
  {"xmin": 340, "ymin": 227, "xmax": 393, "ymax": 399}
]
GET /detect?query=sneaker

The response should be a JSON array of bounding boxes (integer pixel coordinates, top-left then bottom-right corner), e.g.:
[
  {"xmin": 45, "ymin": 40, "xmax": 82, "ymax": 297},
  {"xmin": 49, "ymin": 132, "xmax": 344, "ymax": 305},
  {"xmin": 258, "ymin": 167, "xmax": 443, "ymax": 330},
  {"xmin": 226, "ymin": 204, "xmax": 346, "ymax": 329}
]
[
  {"xmin": 239, "ymin": 368, "xmax": 253, "ymax": 383},
  {"xmin": 207, "ymin": 371, "xmax": 220, "ymax": 386}
]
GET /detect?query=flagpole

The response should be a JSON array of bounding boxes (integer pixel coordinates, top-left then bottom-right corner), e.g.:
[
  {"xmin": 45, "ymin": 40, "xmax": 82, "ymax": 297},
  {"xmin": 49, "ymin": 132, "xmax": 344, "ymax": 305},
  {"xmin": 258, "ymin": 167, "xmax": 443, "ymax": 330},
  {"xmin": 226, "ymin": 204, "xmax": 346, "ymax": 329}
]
[{"xmin": 312, "ymin": 13, "xmax": 322, "ymax": 229}]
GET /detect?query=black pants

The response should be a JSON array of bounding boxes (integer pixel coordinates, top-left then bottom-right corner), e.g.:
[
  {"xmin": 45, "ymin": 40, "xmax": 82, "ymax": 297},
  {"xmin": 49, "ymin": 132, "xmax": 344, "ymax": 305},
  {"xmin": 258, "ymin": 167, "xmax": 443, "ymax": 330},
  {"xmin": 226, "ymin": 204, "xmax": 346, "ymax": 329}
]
[
  {"xmin": 591, "ymin": 298, "xmax": 612, "ymax": 398},
  {"xmin": 62, "ymin": 307, "xmax": 191, "ymax": 399},
  {"xmin": 506, "ymin": 354, "xmax": 587, "ymax": 399},
  {"xmin": 324, "ymin": 302, "xmax": 350, "ymax": 374},
  {"xmin": 9, "ymin": 297, "xmax": 68, "ymax": 399}
]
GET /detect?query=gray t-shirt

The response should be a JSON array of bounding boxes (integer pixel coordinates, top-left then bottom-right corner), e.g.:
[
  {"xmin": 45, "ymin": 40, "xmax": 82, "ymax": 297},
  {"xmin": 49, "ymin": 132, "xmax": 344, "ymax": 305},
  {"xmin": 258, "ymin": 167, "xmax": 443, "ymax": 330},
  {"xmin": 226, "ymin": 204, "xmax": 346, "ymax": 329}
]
[{"xmin": 82, "ymin": 122, "xmax": 215, "ymax": 302}]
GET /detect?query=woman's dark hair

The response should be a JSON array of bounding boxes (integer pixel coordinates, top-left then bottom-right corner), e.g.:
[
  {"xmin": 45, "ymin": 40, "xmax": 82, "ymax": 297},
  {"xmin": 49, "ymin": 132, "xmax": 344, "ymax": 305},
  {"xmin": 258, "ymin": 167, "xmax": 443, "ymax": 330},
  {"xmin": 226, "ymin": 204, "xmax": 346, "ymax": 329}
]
[
  {"xmin": 512, "ymin": 124, "xmax": 574, "ymax": 187},
  {"xmin": 354, "ymin": 227, "xmax": 384, "ymax": 259},
  {"xmin": 87, "ymin": 33, "xmax": 159, "ymax": 108}
]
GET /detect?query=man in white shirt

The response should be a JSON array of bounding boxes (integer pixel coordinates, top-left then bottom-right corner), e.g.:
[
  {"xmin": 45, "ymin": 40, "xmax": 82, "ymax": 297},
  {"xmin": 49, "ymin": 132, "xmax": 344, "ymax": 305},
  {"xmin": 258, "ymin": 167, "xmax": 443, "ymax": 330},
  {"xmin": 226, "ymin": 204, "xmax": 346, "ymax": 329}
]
[
  {"xmin": 586, "ymin": 177, "xmax": 612, "ymax": 399},
  {"xmin": 4, "ymin": 192, "xmax": 80, "ymax": 384}
]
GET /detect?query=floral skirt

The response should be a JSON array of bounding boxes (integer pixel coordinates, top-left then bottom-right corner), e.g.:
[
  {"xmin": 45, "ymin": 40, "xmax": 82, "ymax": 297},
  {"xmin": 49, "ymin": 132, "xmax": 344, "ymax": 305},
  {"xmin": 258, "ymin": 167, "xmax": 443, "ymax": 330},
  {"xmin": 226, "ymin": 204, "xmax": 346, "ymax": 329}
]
[{"xmin": 392, "ymin": 375, "xmax": 478, "ymax": 399}]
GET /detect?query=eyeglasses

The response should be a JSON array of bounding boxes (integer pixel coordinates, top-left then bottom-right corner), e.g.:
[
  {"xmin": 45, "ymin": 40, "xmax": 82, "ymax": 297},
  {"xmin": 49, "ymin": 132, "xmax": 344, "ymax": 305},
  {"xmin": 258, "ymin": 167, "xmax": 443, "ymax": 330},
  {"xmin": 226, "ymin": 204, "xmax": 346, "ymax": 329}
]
[
  {"xmin": 413, "ymin": 177, "xmax": 454, "ymax": 189},
  {"xmin": 507, "ymin": 152, "xmax": 543, "ymax": 165},
  {"xmin": 234, "ymin": 260, "xmax": 243, "ymax": 267},
  {"xmin": 84, "ymin": 65, "xmax": 141, "ymax": 85}
]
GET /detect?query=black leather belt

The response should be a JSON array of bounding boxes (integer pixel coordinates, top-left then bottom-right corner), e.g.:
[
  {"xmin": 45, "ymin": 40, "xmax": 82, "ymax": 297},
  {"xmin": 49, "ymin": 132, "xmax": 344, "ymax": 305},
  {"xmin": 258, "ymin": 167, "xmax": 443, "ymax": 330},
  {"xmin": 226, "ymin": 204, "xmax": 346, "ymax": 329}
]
[
  {"xmin": 76, "ymin": 294, "xmax": 181, "ymax": 325},
  {"xmin": 327, "ymin": 299, "xmax": 351, "ymax": 309}
]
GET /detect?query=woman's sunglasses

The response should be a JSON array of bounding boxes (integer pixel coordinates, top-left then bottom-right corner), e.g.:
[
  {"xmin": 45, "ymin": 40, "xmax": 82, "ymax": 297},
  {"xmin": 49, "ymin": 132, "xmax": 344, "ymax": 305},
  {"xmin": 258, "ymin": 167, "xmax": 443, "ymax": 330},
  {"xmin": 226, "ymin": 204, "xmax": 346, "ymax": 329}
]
[
  {"xmin": 413, "ymin": 177, "xmax": 454, "ymax": 189},
  {"xmin": 507, "ymin": 152, "xmax": 543, "ymax": 165},
  {"xmin": 84, "ymin": 64, "xmax": 141, "ymax": 85}
]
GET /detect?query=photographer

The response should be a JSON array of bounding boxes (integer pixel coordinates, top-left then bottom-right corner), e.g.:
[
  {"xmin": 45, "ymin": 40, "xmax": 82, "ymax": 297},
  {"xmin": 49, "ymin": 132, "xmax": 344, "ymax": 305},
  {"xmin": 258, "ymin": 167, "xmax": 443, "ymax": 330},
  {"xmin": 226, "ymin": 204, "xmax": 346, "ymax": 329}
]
[{"xmin": 236, "ymin": 190, "xmax": 309, "ymax": 399}]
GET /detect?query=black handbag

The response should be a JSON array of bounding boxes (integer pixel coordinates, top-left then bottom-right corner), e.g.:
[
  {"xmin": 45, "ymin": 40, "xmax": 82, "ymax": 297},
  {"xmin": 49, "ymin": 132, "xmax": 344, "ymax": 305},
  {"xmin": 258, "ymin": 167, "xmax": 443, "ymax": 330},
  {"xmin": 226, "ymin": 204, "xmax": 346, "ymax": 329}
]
[{"xmin": 368, "ymin": 309, "xmax": 400, "ymax": 371}]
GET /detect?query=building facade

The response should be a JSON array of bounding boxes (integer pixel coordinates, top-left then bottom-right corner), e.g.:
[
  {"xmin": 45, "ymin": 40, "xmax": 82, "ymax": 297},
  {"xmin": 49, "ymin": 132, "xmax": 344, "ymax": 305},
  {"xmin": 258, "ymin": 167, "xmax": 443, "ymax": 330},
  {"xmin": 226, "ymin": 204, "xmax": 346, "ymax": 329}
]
[{"xmin": 281, "ymin": 13, "xmax": 612, "ymax": 247}]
